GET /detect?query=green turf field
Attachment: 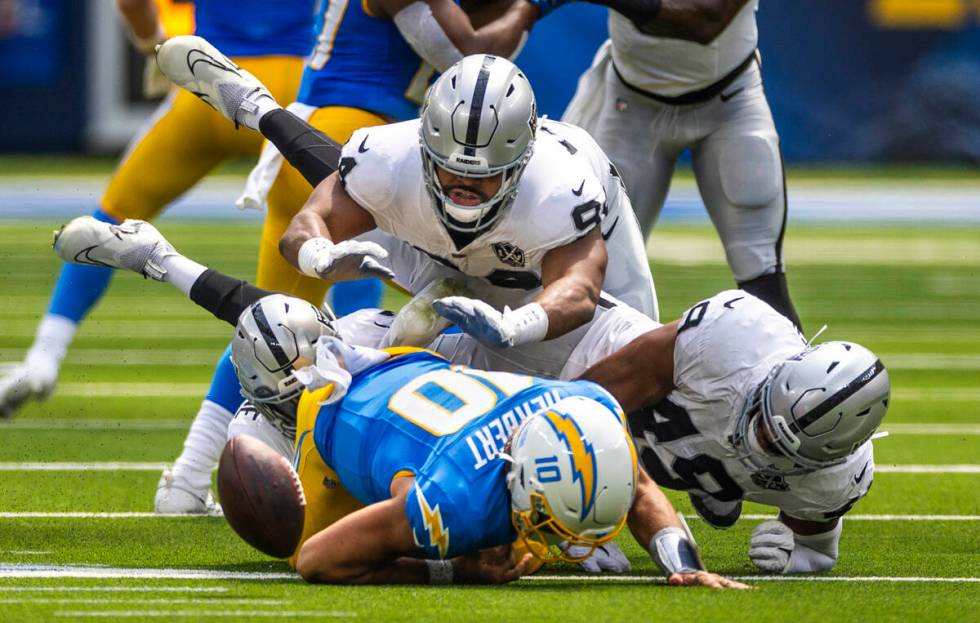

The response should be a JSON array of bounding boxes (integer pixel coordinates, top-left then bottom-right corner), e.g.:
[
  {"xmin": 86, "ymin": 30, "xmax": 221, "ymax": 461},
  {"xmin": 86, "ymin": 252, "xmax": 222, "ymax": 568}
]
[{"xmin": 0, "ymin": 219, "xmax": 977, "ymax": 621}]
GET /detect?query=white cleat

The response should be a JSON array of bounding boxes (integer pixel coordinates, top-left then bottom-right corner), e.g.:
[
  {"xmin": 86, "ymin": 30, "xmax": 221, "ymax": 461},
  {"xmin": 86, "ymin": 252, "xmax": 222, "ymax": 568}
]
[
  {"xmin": 53, "ymin": 217, "xmax": 176, "ymax": 281},
  {"xmin": 0, "ymin": 362, "xmax": 57, "ymax": 419},
  {"xmin": 154, "ymin": 469, "xmax": 223, "ymax": 516},
  {"xmin": 155, "ymin": 35, "xmax": 274, "ymax": 130}
]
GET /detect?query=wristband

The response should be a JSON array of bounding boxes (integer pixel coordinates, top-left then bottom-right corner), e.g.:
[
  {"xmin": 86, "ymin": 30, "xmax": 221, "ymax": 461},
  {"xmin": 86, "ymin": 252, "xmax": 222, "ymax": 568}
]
[
  {"xmin": 297, "ymin": 237, "xmax": 334, "ymax": 278},
  {"xmin": 505, "ymin": 303, "xmax": 549, "ymax": 346},
  {"xmin": 426, "ymin": 559, "xmax": 454, "ymax": 585},
  {"xmin": 648, "ymin": 527, "xmax": 704, "ymax": 576}
]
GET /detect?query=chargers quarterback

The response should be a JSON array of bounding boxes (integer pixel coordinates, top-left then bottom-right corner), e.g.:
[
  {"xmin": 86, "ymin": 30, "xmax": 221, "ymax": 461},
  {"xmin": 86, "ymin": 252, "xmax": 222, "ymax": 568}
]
[{"xmin": 51, "ymin": 216, "xmax": 748, "ymax": 588}]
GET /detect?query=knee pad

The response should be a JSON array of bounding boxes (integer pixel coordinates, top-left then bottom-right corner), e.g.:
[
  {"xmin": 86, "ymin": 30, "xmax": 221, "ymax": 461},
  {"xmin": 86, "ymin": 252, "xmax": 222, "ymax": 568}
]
[{"xmin": 718, "ymin": 135, "xmax": 781, "ymax": 209}]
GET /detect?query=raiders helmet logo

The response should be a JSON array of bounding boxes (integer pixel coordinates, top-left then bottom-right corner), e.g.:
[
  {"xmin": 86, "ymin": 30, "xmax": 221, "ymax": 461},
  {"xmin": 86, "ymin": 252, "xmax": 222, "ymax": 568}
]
[{"xmin": 492, "ymin": 242, "xmax": 525, "ymax": 268}]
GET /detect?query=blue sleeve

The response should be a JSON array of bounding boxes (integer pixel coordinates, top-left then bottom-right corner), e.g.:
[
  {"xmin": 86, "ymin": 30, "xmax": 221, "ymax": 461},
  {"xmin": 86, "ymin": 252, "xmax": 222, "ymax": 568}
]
[{"xmin": 405, "ymin": 478, "xmax": 467, "ymax": 560}]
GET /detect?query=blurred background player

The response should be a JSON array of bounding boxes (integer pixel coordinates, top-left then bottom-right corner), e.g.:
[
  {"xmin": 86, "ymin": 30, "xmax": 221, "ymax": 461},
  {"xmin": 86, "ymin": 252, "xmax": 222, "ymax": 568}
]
[
  {"xmin": 158, "ymin": 0, "xmax": 544, "ymax": 513},
  {"xmin": 553, "ymin": 0, "xmax": 803, "ymax": 328},
  {"xmin": 0, "ymin": 0, "xmax": 316, "ymax": 511}
]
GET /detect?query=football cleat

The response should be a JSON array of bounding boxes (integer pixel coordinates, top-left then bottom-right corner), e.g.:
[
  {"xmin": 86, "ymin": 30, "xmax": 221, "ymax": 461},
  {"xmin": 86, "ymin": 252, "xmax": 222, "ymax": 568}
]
[
  {"xmin": 688, "ymin": 491, "xmax": 742, "ymax": 529},
  {"xmin": 155, "ymin": 35, "xmax": 274, "ymax": 130},
  {"xmin": 53, "ymin": 217, "xmax": 176, "ymax": 281},
  {"xmin": 154, "ymin": 469, "xmax": 223, "ymax": 516},
  {"xmin": 0, "ymin": 362, "xmax": 57, "ymax": 419}
]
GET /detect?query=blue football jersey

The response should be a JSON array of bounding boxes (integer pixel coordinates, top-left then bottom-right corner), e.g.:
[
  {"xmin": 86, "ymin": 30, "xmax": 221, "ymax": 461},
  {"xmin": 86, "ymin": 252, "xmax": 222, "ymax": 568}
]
[
  {"xmin": 311, "ymin": 350, "xmax": 622, "ymax": 559},
  {"xmin": 296, "ymin": 0, "xmax": 434, "ymax": 120},
  {"xmin": 195, "ymin": 0, "xmax": 315, "ymax": 57}
]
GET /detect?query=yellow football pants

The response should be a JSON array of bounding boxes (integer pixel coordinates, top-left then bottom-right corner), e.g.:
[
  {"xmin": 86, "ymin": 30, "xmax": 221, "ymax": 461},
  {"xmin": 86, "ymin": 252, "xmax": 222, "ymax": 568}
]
[
  {"xmin": 100, "ymin": 55, "xmax": 304, "ymax": 223},
  {"xmin": 289, "ymin": 386, "xmax": 365, "ymax": 568},
  {"xmin": 254, "ymin": 106, "xmax": 389, "ymax": 301}
]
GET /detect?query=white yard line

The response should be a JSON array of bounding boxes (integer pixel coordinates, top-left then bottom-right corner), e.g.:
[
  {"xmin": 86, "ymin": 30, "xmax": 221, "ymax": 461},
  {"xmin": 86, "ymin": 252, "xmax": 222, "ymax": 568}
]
[
  {"xmin": 0, "ymin": 587, "xmax": 228, "ymax": 593},
  {"xmin": 894, "ymin": 388, "xmax": 980, "ymax": 402},
  {"xmin": 0, "ymin": 598, "xmax": 283, "ymax": 605},
  {"xmin": 0, "ymin": 349, "xmax": 220, "ymax": 367},
  {"xmin": 1, "ymin": 512, "xmax": 975, "ymax": 521},
  {"xmin": 56, "ymin": 384, "xmax": 210, "ymax": 398},
  {"xmin": 53, "ymin": 611, "xmax": 353, "ymax": 619},
  {"xmin": 0, "ymin": 565, "xmax": 296, "ymax": 580},
  {"xmin": 884, "ymin": 424, "xmax": 980, "ymax": 435},
  {"xmin": 0, "ymin": 420, "xmax": 190, "ymax": 431},
  {"xmin": 525, "ymin": 575, "xmax": 980, "ymax": 584},
  {"xmin": 710, "ymin": 514, "xmax": 980, "ymax": 522},
  {"xmin": 882, "ymin": 354, "xmax": 980, "ymax": 370},
  {"xmin": 0, "ymin": 463, "xmax": 171, "ymax": 472},
  {"xmin": 876, "ymin": 464, "xmax": 980, "ymax": 474}
]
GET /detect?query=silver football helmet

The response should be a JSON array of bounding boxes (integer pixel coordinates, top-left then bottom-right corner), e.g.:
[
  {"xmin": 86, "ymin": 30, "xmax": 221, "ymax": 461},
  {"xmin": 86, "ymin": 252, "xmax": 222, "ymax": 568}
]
[
  {"xmin": 732, "ymin": 341, "xmax": 890, "ymax": 475},
  {"xmin": 230, "ymin": 294, "xmax": 337, "ymax": 436},
  {"xmin": 419, "ymin": 54, "xmax": 537, "ymax": 232}
]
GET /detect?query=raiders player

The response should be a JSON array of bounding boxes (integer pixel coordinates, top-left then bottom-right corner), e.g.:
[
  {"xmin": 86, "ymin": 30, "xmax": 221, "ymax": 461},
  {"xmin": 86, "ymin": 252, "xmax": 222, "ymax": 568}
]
[
  {"xmin": 580, "ymin": 290, "xmax": 890, "ymax": 573},
  {"xmin": 155, "ymin": 39, "xmax": 658, "ymax": 350},
  {"xmin": 550, "ymin": 0, "xmax": 803, "ymax": 329}
]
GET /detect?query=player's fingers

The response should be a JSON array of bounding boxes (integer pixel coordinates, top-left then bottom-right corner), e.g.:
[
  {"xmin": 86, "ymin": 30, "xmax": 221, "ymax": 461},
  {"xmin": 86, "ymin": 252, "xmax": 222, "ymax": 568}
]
[
  {"xmin": 359, "ymin": 257, "xmax": 395, "ymax": 280},
  {"xmin": 720, "ymin": 577, "xmax": 753, "ymax": 590},
  {"xmin": 504, "ymin": 553, "xmax": 533, "ymax": 582}
]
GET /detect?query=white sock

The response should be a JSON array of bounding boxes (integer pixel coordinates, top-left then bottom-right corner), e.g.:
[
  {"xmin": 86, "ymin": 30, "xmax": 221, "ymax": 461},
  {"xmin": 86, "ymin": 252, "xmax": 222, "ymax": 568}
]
[
  {"xmin": 171, "ymin": 399, "xmax": 235, "ymax": 492},
  {"xmin": 237, "ymin": 91, "xmax": 281, "ymax": 131},
  {"xmin": 25, "ymin": 314, "xmax": 77, "ymax": 381},
  {"xmin": 157, "ymin": 254, "xmax": 208, "ymax": 297}
]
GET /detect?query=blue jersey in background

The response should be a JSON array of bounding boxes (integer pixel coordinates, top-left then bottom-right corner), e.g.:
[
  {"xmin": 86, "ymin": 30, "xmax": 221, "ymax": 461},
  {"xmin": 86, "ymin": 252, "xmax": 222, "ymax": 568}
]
[{"xmin": 195, "ymin": 0, "xmax": 316, "ymax": 57}]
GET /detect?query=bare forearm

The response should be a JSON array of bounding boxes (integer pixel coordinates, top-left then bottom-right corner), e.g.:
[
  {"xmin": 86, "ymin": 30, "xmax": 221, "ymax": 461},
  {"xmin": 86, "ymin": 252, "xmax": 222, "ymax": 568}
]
[
  {"xmin": 464, "ymin": 2, "xmax": 538, "ymax": 56},
  {"xmin": 627, "ymin": 473, "xmax": 682, "ymax": 547},
  {"xmin": 535, "ymin": 276, "xmax": 599, "ymax": 339},
  {"xmin": 116, "ymin": 0, "xmax": 161, "ymax": 40}
]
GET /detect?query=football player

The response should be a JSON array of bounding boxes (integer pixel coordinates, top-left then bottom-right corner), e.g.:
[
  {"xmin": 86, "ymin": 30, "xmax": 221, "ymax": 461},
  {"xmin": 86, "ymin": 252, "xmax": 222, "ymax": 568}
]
[
  {"xmin": 51, "ymin": 216, "xmax": 748, "ymax": 589},
  {"xmin": 548, "ymin": 0, "xmax": 804, "ymax": 329},
  {"xmin": 153, "ymin": 0, "xmax": 560, "ymax": 514},
  {"xmin": 580, "ymin": 291, "xmax": 890, "ymax": 573},
  {"xmin": 0, "ymin": 1, "xmax": 316, "ymax": 515}
]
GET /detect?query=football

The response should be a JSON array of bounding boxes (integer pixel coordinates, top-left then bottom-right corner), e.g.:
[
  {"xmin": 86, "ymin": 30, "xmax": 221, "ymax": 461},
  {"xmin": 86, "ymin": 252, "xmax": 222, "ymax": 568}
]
[{"xmin": 217, "ymin": 435, "xmax": 306, "ymax": 559}]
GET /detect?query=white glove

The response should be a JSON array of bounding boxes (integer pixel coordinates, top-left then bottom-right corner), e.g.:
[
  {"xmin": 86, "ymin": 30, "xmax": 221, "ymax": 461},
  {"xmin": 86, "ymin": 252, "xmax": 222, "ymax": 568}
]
[
  {"xmin": 381, "ymin": 278, "xmax": 473, "ymax": 348},
  {"xmin": 748, "ymin": 519, "xmax": 794, "ymax": 573},
  {"xmin": 569, "ymin": 542, "xmax": 631, "ymax": 574},
  {"xmin": 292, "ymin": 337, "xmax": 389, "ymax": 404},
  {"xmin": 298, "ymin": 237, "xmax": 395, "ymax": 281},
  {"xmin": 431, "ymin": 296, "xmax": 548, "ymax": 348}
]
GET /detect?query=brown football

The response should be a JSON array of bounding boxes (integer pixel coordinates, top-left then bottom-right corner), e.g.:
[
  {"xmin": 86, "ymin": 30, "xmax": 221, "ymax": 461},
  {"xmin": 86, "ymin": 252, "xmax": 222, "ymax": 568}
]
[{"xmin": 217, "ymin": 435, "xmax": 306, "ymax": 559}]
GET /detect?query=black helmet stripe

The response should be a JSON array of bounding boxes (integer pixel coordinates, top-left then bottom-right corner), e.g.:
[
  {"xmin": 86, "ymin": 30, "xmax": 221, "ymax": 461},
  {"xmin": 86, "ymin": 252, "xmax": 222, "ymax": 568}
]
[
  {"xmin": 463, "ymin": 55, "xmax": 496, "ymax": 156},
  {"xmin": 251, "ymin": 301, "xmax": 292, "ymax": 370},
  {"xmin": 790, "ymin": 359, "xmax": 886, "ymax": 433}
]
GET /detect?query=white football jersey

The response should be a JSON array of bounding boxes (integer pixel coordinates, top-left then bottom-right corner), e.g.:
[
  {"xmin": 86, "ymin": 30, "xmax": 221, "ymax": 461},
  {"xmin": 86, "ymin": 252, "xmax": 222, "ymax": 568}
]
[
  {"xmin": 609, "ymin": 0, "xmax": 759, "ymax": 97},
  {"xmin": 339, "ymin": 118, "xmax": 655, "ymax": 313},
  {"xmin": 629, "ymin": 290, "xmax": 876, "ymax": 522}
]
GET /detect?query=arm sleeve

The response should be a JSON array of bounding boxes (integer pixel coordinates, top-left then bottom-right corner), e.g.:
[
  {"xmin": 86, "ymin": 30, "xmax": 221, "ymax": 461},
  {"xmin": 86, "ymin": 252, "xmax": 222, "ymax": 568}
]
[
  {"xmin": 188, "ymin": 269, "xmax": 277, "ymax": 327},
  {"xmin": 392, "ymin": 2, "xmax": 463, "ymax": 73},
  {"xmin": 257, "ymin": 108, "xmax": 342, "ymax": 188}
]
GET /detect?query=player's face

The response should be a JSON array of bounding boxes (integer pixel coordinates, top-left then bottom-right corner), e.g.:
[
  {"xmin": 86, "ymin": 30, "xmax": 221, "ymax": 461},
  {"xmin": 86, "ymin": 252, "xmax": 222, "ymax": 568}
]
[{"xmin": 435, "ymin": 167, "xmax": 503, "ymax": 207}]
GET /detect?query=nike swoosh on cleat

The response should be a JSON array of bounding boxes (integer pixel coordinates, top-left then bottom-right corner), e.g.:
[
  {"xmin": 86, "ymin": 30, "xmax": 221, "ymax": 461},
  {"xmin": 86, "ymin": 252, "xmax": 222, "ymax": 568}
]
[
  {"xmin": 358, "ymin": 135, "xmax": 370, "ymax": 153},
  {"xmin": 720, "ymin": 87, "xmax": 744, "ymax": 102},
  {"xmin": 601, "ymin": 216, "xmax": 619, "ymax": 241},
  {"xmin": 572, "ymin": 180, "xmax": 585, "ymax": 196},
  {"xmin": 73, "ymin": 246, "xmax": 111, "ymax": 268},
  {"xmin": 186, "ymin": 49, "xmax": 240, "ymax": 77}
]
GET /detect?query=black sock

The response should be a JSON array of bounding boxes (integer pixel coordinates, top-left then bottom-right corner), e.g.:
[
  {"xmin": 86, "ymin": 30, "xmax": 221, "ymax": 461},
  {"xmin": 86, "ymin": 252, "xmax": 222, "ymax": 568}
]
[
  {"xmin": 738, "ymin": 272, "xmax": 803, "ymax": 332},
  {"xmin": 189, "ymin": 269, "xmax": 277, "ymax": 327},
  {"xmin": 258, "ymin": 108, "xmax": 342, "ymax": 187}
]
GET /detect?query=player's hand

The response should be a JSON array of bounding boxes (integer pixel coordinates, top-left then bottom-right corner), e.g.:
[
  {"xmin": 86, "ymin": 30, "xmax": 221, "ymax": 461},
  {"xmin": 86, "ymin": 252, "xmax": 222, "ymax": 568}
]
[
  {"xmin": 303, "ymin": 239, "xmax": 395, "ymax": 281},
  {"xmin": 569, "ymin": 542, "xmax": 631, "ymax": 574},
  {"xmin": 456, "ymin": 544, "xmax": 533, "ymax": 584},
  {"xmin": 748, "ymin": 519, "xmax": 794, "ymax": 573},
  {"xmin": 667, "ymin": 571, "xmax": 752, "ymax": 589},
  {"xmin": 433, "ymin": 296, "xmax": 514, "ymax": 347}
]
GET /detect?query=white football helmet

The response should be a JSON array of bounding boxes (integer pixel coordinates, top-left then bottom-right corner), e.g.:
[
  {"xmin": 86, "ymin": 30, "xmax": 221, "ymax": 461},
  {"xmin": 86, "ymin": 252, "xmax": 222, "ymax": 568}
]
[
  {"xmin": 231, "ymin": 294, "xmax": 337, "ymax": 437},
  {"xmin": 420, "ymin": 54, "xmax": 537, "ymax": 232},
  {"xmin": 732, "ymin": 341, "xmax": 891, "ymax": 475},
  {"xmin": 506, "ymin": 395, "xmax": 637, "ymax": 562}
]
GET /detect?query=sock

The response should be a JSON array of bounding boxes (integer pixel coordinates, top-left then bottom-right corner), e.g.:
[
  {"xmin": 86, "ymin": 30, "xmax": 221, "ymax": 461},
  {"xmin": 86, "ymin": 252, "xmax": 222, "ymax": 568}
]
[
  {"xmin": 738, "ymin": 271, "xmax": 803, "ymax": 332},
  {"xmin": 170, "ymin": 346, "xmax": 242, "ymax": 491},
  {"xmin": 158, "ymin": 254, "xmax": 208, "ymax": 297},
  {"xmin": 47, "ymin": 208, "xmax": 119, "ymax": 323},
  {"xmin": 237, "ymin": 90, "xmax": 282, "ymax": 131},
  {"xmin": 24, "ymin": 314, "xmax": 77, "ymax": 382},
  {"xmin": 329, "ymin": 279, "xmax": 383, "ymax": 316}
]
